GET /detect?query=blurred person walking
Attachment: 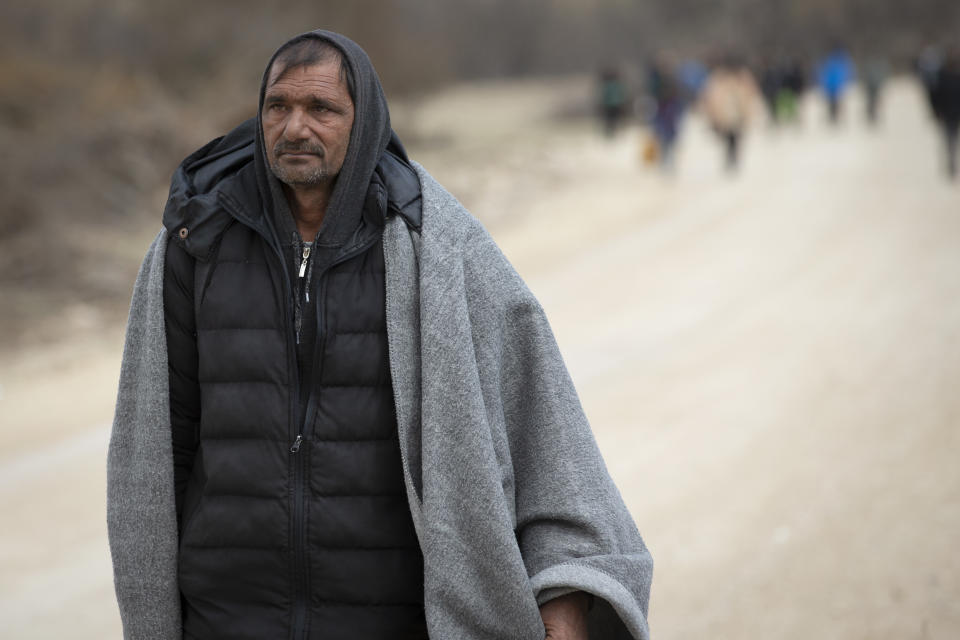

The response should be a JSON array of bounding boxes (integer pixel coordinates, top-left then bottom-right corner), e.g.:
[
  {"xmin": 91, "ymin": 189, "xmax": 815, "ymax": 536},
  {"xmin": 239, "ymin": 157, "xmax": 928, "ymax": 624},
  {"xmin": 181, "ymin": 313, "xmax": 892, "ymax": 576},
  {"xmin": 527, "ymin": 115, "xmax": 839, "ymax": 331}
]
[
  {"xmin": 677, "ymin": 57, "xmax": 709, "ymax": 100},
  {"xmin": 759, "ymin": 60, "xmax": 783, "ymax": 124},
  {"xmin": 598, "ymin": 67, "xmax": 629, "ymax": 137},
  {"xmin": 107, "ymin": 29, "xmax": 653, "ymax": 640},
  {"xmin": 777, "ymin": 59, "xmax": 807, "ymax": 126},
  {"xmin": 700, "ymin": 56, "xmax": 763, "ymax": 171},
  {"xmin": 647, "ymin": 56, "xmax": 687, "ymax": 170},
  {"xmin": 759, "ymin": 57, "xmax": 806, "ymax": 126},
  {"xmin": 862, "ymin": 57, "xmax": 889, "ymax": 126},
  {"xmin": 915, "ymin": 45, "xmax": 943, "ymax": 119},
  {"xmin": 817, "ymin": 46, "xmax": 855, "ymax": 124},
  {"xmin": 931, "ymin": 48, "xmax": 960, "ymax": 179}
]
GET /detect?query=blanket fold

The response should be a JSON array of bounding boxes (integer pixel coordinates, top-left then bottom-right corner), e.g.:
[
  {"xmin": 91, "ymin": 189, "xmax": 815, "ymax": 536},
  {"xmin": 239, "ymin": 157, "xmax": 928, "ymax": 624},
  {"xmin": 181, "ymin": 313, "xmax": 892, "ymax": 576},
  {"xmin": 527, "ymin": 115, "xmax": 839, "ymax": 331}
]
[{"xmin": 107, "ymin": 165, "xmax": 653, "ymax": 639}]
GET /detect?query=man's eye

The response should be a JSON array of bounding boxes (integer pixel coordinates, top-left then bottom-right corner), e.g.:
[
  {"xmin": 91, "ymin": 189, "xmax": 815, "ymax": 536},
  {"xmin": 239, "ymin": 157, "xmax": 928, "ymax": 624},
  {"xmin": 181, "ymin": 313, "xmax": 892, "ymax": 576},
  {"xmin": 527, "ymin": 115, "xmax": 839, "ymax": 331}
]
[{"xmin": 312, "ymin": 105, "xmax": 329, "ymax": 113}]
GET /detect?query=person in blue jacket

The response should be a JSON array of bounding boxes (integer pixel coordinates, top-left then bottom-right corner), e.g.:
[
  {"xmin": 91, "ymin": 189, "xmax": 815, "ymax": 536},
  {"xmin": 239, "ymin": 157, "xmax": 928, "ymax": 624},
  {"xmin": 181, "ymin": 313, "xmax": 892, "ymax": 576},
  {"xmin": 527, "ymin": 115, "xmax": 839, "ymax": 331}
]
[{"xmin": 818, "ymin": 46, "xmax": 855, "ymax": 125}]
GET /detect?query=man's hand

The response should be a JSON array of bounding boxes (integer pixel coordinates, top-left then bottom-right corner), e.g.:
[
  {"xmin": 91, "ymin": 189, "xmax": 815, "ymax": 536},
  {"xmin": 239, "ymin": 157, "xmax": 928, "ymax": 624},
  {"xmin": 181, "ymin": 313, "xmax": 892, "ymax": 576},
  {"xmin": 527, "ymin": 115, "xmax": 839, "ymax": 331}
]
[{"xmin": 540, "ymin": 591, "xmax": 590, "ymax": 640}]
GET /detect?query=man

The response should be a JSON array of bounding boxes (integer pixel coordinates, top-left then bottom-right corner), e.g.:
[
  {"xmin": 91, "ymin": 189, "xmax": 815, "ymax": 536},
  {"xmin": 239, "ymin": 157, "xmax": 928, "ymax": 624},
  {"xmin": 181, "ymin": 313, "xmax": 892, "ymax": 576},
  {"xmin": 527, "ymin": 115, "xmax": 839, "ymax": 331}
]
[
  {"xmin": 108, "ymin": 30, "xmax": 653, "ymax": 640},
  {"xmin": 931, "ymin": 47, "xmax": 960, "ymax": 179}
]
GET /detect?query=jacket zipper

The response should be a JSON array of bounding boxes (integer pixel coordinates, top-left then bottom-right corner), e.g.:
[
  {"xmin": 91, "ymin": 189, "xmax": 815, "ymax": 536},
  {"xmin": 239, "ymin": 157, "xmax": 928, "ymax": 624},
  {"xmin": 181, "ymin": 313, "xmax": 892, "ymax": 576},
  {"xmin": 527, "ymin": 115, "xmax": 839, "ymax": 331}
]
[
  {"xmin": 290, "ymin": 238, "xmax": 312, "ymax": 639},
  {"xmin": 218, "ymin": 191, "xmax": 384, "ymax": 639},
  {"xmin": 287, "ymin": 232, "xmax": 381, "ymax": 640},
  {"xmin": 290, "ymin": 233, "xmax": 380, "ymax": 448},
  {"xmin": 295, "ymin": 243, "xmax": 313, "ymax": 344},
  {"xmin": 298, "ymin": 245, "xmax": 311, "ymax": 278}
]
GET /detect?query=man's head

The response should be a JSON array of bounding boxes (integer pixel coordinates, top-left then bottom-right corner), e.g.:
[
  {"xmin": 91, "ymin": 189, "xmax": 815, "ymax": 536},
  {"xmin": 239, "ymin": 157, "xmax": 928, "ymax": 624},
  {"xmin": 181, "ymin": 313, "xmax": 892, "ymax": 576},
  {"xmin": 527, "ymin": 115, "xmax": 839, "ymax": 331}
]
[{"xmin": 261, "ymin": 39, "xmax": 355, "ymax": 191}]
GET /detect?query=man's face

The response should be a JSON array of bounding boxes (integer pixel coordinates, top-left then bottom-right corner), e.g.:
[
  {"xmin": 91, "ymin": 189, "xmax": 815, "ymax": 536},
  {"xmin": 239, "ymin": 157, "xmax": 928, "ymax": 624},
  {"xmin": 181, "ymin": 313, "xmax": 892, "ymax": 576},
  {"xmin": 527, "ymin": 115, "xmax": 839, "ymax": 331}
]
[{"xmin": 262, "ymin": 59, "xmax": 355, "ymax": 189}]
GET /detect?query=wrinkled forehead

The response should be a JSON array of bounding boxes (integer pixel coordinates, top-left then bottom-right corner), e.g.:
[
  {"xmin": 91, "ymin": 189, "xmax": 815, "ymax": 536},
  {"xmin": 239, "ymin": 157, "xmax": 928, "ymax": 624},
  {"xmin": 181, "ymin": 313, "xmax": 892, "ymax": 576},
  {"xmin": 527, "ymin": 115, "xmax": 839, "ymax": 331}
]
[
  {"xmin": 265, "ymin": 59, "xmax": 347, "ymax": 95},
  {"xmin": 265, "ymin": 38, "xmax": 346, "ymax": 89}
]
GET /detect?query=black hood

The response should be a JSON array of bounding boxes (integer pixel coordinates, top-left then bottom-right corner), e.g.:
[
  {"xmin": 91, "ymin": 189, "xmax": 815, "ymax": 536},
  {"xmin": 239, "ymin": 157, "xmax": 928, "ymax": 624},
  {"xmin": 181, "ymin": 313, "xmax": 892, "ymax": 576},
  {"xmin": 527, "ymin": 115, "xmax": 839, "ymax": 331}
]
[
  {"xmin": 255, "ymin": 30, "xmax": 392, "ymax": 249},
  {"xmin": 163, "ymin": 30, "xmax": 421, "ymax": 262}
]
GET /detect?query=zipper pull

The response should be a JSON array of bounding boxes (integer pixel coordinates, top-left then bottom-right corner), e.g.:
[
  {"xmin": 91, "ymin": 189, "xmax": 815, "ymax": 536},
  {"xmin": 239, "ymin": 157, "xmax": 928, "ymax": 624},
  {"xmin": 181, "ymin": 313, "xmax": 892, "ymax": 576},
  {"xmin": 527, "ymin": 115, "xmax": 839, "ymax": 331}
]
[
  {"xmin": 290, "ymin": 434, "xmax": 303, "ymax": 453},
  {"xmin": 298, "ymin": 246, "xmax": 311, "ymax": 278}
]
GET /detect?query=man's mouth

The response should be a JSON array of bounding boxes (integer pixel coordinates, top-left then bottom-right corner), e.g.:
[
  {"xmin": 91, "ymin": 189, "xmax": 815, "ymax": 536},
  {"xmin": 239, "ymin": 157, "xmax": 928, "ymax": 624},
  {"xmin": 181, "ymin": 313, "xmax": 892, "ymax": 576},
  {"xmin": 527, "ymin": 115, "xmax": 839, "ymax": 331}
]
[{"xmin": 275, "ymin": 143, "xmax": 324, "ymax": 159}]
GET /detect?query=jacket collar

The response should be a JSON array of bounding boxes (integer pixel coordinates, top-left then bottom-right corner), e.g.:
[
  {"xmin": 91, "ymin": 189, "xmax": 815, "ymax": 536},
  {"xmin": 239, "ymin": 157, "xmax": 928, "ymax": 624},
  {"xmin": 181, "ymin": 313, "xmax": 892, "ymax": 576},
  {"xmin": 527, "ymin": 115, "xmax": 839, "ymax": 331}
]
[{"xmin": 163, "ymin": 119, "xmax": 421, "ymax": 262}]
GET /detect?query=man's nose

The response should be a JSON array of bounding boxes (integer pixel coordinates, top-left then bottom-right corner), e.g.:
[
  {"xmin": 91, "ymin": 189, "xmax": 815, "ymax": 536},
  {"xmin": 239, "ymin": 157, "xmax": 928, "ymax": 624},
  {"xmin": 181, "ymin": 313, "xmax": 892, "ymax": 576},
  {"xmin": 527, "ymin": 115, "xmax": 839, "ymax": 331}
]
[{"xmin": 283, "ymin": 107, "xmax": 311, "ymax": 140}]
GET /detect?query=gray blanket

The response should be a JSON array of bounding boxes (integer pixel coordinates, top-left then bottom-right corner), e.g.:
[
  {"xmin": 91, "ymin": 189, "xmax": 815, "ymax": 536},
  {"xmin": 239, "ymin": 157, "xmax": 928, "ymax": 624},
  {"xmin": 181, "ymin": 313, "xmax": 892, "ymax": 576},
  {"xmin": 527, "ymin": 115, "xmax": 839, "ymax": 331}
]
[{"xmin": 108, "ymin": 164, "xmax": 653, "ymax": 639}]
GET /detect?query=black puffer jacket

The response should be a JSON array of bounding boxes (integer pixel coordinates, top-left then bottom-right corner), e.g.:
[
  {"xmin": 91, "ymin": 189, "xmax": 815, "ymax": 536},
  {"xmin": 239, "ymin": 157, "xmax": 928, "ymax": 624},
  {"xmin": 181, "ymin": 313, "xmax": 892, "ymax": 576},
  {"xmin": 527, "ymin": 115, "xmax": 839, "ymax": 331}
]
[{"xmin": 162, "ymin": 31, "xmax": 426, "ymax": 640}]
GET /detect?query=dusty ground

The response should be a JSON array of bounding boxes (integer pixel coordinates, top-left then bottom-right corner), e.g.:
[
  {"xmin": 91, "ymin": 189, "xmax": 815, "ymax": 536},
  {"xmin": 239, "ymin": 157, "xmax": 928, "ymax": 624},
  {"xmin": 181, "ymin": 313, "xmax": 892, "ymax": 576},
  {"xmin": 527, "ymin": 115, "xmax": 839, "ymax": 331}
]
[{"xmin": 1, "ymin": 77, "xmax": 958, "ymax": 638}]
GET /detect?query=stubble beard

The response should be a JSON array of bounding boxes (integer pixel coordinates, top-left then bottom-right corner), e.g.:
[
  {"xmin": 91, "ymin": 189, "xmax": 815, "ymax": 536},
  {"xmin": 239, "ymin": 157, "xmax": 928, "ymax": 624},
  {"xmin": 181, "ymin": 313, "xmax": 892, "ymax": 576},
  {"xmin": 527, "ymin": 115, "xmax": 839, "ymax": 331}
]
[
  {"xmin": 269, "ymin": 142, "xmax": 333, "ymax": 188},
  {"xmin": 270, "ymin": 159, "xmax": 331, "ymax": 188}
]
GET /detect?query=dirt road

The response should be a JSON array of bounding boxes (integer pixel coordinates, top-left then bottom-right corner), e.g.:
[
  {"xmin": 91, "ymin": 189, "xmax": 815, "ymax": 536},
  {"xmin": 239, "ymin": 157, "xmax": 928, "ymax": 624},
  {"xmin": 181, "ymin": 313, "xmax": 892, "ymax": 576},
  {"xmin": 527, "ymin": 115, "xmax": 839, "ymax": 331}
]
[{"xmin": 1, "ymin": 77, "xmax": 957, "ymax": 638}]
